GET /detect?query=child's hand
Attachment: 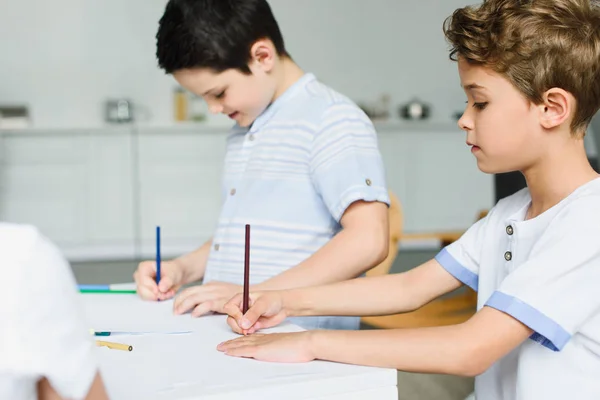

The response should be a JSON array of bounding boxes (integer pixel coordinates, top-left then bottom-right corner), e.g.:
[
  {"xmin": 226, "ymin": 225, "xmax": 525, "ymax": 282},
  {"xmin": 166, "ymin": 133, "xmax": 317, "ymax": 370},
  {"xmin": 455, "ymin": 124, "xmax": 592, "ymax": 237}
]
[
  {"xmin": 217, "ymin": 332, "xmax": 316, "ymax": 363},
  {"xmin": 133, "ymin": 260, "xmax": 185, "ymax": 301},
  {"xmin": 223, "ymin": 291, "xmax": 288, "ymax": 335},
  {"xmin": 172, "ymin": 281, "xmax": 242, "ymax": 317}
]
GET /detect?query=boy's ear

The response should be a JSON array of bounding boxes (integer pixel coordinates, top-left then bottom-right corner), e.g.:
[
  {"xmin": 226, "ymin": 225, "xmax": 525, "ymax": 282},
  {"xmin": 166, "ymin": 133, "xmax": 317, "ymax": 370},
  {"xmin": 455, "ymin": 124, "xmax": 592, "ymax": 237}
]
[
  {"xmin": 249, "ymin": 39, "xmax": 275, "ymax": 72},
  {"xmin": 539, "ymin": 88, "xmax": 572, "ymax": 130}
]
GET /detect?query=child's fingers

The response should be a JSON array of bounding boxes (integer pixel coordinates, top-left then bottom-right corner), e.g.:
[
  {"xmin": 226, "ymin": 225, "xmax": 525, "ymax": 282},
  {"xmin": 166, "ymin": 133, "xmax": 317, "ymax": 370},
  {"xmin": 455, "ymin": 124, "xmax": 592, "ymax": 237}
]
[
  {"xmin": 157, "ymin": 275, "xmax": 175, "ymax": 293},
  {"xmin": 223, "ymin": 294, "xmax": 244, "ymax": 319},
  {"xmin": 239, "ymin": 299, "xmax": 270, "ymax": 330},
  {"xmin": 173, "ymin": 287, "xmax": 202, "ymax": 314},
  {"xmin": 172, "ymin": 286, "xmax": 195, "ymax": 311},
  {"xmin": 158, "ymin": 288, "xmax": 178, "ymax": 300},
  {"xmin": 134, "ymin": 272, "xmax": 159, "ymax": 301},
  {"xmin": 138, "ymin": 286, "xmax": 158, "ymax": 301},
  {"xmin": 173, "ymin": 288, "xmax": 219, "ymax": 314},
  {"xmin": 191, "ymin": 300, "xmax": 216, "ymax": 318},
  {"xmin": 226, "ymin": 316, "xmax": 244, "ymax": 334},
  {"xmin": 137, "ymin": 260, "xmax": 157, "ymax": 277},
  {"xmin": 247, "ymin": 320, "xmax": 263, "ymax": 334}
]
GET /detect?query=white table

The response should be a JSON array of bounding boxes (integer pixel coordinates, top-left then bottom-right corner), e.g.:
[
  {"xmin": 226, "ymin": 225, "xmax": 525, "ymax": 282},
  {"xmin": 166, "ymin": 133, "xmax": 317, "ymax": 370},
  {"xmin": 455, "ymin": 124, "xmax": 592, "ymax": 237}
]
[{"xmin": 81, "ymin": 294, "xmax": 397, "ymax": 399}]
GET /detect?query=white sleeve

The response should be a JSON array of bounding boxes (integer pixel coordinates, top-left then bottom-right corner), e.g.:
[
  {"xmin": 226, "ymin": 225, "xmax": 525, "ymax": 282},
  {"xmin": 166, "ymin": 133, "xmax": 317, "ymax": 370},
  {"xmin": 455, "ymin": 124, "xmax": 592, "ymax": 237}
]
[
  {"xmin": 485, "ymin": 196, "xmax": 600, "ymax": 351},
  {"xmin": 434, "ymin": 212, "xmax": 492, "ymax": 292},
  {"xmin": 16, "ymin": 231, "xmax": 98, "ymax": 399}
]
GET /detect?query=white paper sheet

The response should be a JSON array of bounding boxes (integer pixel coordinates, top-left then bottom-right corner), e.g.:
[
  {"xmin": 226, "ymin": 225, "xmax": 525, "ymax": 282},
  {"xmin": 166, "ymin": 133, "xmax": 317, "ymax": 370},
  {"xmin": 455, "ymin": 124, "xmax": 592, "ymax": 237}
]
[
  {"xmin": 81, "ymin": 293, "xmax": 396, "ymax": 400},
  {"xmin": 82, "ymin": 295, "xmax": 199, "ymax": 334}
]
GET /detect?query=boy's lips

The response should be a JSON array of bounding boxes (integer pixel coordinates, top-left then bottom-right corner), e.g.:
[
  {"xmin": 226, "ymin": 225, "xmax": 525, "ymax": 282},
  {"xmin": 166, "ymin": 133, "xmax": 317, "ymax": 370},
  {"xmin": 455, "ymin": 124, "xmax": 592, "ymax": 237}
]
[
  {"xmin": 467, "ymin": 141, "xmax": 481, "ymax": 153},
  {"xmin": 228, "ymin": 112, "xmax": 239, "ymax": 119}
]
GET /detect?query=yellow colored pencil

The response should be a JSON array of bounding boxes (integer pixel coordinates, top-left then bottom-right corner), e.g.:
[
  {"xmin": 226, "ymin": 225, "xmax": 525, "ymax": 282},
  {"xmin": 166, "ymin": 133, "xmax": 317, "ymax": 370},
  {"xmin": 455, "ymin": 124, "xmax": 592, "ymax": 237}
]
[{"xmin": 96, "ymin": 340, "xmax": 133, "ymax": 352}]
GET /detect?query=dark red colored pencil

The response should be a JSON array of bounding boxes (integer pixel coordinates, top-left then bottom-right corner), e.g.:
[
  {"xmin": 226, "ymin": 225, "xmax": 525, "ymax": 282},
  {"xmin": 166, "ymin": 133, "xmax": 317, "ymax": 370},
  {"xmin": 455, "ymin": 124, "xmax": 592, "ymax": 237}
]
[{"xmin": 243, "ymin": 224, "xmax": 251, "ymax": 314}]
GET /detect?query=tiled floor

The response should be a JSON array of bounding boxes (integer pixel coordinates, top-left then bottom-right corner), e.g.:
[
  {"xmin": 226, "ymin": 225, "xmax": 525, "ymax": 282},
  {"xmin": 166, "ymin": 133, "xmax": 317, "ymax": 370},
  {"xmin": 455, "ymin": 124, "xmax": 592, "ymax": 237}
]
[{"xmin": 72, "ymin": 250, "xmax": 474, "ymax": 400}]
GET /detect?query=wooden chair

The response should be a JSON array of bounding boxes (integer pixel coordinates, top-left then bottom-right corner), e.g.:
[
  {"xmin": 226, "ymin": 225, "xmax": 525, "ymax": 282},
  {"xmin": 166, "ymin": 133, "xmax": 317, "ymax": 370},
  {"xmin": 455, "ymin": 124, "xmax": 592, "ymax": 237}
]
[
  {"xmin": 365, "ymin": 191, "xmax": 403, "ymax": 278},
  {"xmin": 361, "ymin": 210, "xmax": 488, "ymax": 329}
]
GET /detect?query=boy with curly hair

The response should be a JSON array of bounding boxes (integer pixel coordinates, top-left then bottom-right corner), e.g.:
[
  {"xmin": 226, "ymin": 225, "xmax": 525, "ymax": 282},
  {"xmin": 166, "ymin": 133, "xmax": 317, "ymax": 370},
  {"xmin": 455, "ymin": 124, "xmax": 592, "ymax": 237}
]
[{"xmin": 219, "ymin": 1, "xmax": 600, "ymax": 398}]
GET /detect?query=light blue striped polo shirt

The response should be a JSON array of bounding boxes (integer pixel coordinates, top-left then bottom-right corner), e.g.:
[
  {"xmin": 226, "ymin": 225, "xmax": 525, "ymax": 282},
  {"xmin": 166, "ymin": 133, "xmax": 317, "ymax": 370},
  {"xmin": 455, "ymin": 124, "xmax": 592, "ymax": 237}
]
[{"xmin": 203, "ymin": 73, "xmax": 390, "ymax": 330}]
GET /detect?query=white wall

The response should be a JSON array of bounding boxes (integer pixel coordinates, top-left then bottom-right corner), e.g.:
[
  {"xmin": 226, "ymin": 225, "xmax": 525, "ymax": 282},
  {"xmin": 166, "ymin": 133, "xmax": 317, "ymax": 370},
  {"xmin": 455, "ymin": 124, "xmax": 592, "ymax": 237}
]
[
  {"xmin": 0, "ymin": 125, "xmax": 493, "ymax": 261},
  {"xmin": 0, "ymin": 0, "xmax": 469, "ymax": 128},
  {"xmin": 0, "ymin": 0, "xmax": 497, "ymax": 262}
]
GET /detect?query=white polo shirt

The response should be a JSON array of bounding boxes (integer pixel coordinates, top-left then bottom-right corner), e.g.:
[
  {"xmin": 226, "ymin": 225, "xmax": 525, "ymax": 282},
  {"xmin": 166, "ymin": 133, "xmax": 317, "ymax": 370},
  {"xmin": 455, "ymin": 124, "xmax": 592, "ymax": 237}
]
[
  {"xmin": 0, "ymin": 223, "xmax": 97, "ymax": 400},
  {"xmin": 436, "ymin": 178, "xmax": 600, "ymax": 400},
  {"xmin": 203, "ymin": 73, "xmax": 390, "ymax": 330}
]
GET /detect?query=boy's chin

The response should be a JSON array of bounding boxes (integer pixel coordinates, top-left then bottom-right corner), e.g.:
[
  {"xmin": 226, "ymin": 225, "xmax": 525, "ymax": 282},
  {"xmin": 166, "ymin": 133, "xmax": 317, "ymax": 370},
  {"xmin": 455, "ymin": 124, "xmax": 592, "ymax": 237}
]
[
  {"xmin": 237, "ymin": 120, "xmax": 253, "ymax": 128},
  {"xmin": 476, "ymin": 161, "xmax": 520, "ymax": 175},
  {"xmin": 236, "ymin": 116, "xmax": 257, "ymax": 128}
]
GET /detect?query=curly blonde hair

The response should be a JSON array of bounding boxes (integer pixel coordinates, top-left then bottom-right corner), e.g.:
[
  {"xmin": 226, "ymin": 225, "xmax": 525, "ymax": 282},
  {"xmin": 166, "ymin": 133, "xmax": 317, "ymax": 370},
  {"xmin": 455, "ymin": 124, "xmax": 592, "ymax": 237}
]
[{"xmin": 444, "ymin": 0, "xmax": 600, "ymax": 135}]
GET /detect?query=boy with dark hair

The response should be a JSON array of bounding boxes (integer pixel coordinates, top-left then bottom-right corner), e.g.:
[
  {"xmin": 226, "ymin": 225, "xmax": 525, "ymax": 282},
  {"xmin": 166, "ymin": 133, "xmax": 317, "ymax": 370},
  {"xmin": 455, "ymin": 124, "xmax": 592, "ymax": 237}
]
[{"xmin": 134, "ymin": 0, "xmax": 391, "ymax": 331}]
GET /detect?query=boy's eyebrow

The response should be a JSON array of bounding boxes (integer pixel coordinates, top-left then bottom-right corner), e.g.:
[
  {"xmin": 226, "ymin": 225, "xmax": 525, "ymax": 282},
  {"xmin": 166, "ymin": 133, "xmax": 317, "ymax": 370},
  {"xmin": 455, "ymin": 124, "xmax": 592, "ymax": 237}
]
[
  {"xmin": 462, "ymin": 83, "xmax": 486, "ymax": 90},
  {"xmin": 202, "ymin": 87, "xmax": 225, "ymax": 96}
]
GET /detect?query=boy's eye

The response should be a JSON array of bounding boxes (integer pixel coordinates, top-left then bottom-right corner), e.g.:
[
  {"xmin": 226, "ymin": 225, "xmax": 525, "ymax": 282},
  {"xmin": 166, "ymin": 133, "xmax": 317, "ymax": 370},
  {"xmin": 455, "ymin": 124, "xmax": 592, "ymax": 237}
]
[
  {"xmin": 215, "ymin": 91, "xmax": 226, "ymax": 99},
  {"xmin": 473, "ymin": 102, "xmax": 488, "ymax": 110}
]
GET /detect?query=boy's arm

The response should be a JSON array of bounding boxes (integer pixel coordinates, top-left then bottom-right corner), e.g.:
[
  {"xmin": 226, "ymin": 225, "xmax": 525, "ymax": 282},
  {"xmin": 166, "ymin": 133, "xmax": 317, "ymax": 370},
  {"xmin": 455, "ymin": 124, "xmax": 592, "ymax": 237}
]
[
  {"xmin": 253, "ymin": 200, "xmax": 389, "ymax": 291},
  {"xmin": 283, "ymin": 258, "xmax": 463, "ymax": 317},
  {"xmin": 173, "ymin": 201, "xmax": 390, "ymax": 316},
  {"xmin": 308, "ymin": 306, "xmax": 532, "ymax": 376},
  {"xmin": 224, "ymin": 258, "xmax": 464, "ymax": 333},
  {"xmin": 222, "ymin": 305, "xmax": 532, "ymax": 377},
  {"xmin": 175, "ymin": 238, "xmax": 213, "ymax": 283}
]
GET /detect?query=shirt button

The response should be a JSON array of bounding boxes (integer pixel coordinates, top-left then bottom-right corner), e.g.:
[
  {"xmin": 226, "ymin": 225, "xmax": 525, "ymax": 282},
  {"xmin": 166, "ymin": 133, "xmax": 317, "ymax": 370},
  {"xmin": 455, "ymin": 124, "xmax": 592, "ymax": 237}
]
[
  {"xmin": 365, "ymin": 178, "xmax": 372, "ymax": 186},
  {"xmin": 506, "ymin": 225, "xmax": 514, "ymax": 235},
  {"xmin": 248, "ymin": 134, "xmax": 255, "ymax": 141},
  {"xmin": 230, "ymin": 188, "xmax": 236, "ymax": 196},
  {"xmin": 504, "ymin": 251, "xmax": 512, "ymax": 261},
  {"xmin": 214, "ymin": 243, "xmax": 220, "ymax": 251}
]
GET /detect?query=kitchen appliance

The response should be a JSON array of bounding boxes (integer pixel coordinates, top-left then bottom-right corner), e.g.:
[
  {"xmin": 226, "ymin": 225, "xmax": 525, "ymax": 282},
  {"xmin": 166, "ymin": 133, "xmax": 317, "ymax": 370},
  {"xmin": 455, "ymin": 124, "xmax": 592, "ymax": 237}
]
[
  {"xmin": 105, "ymin": 99, "xmax": 134, "ymax": 123},
  {"xmin": 399, "ymin": 98, "xmax": 431, "ymax": 120}
]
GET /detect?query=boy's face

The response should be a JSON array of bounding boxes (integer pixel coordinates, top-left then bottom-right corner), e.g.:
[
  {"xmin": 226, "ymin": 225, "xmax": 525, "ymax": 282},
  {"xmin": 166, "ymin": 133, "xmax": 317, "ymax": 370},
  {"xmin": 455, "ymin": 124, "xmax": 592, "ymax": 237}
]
[
  {"xmin": 457, "ymin": 58, "xmax": 544, "ymax": 174},
  {"xmin": 173, "ymin": 62, "xmax": 277, "ymax": 128}
]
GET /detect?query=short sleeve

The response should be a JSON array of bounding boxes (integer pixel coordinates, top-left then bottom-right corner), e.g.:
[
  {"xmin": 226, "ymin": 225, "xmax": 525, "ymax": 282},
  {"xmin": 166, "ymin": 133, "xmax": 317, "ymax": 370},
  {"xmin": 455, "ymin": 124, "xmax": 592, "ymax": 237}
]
[
  {"xmin": 310, "ymin": 103, "xmax": 390, "ymax": 222},
  {"xmin": 434, "ymin": 213, "xmax": 492, "ymax": 292},
  {"xmin": 15, "ymin": 231, "xmax": 97, "ymax": 399},
  {"xmin": 485, "ymin": 197, "xmax": 600, "ymax": 351}
]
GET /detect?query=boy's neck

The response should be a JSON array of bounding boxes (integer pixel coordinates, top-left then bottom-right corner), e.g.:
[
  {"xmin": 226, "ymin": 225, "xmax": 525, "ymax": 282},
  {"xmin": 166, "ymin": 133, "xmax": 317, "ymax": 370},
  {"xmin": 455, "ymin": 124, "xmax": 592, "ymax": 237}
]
[
  {"xmin": 522, "ymin": 136, "xmax": 598, "ymax": 219},
  {"xmin": 271, "ymin": 57, "xmax": 305, "ymax": 102}
]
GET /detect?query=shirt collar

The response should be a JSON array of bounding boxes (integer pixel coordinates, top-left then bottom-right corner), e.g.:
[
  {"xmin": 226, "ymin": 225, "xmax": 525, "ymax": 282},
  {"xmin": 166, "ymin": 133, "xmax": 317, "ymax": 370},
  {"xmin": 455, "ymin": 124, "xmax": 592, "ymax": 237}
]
[{"xmin": 248, "ymin": 72, "xmax": 316, "ymax": 133}]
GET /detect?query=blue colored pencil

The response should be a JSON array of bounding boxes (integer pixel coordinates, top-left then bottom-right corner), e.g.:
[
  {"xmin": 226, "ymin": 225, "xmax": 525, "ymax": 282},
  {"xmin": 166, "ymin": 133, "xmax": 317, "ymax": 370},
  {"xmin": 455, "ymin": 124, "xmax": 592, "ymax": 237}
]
[{"xmin": 156, "ymin": 226, "xmax": 161, "ymax": 286}]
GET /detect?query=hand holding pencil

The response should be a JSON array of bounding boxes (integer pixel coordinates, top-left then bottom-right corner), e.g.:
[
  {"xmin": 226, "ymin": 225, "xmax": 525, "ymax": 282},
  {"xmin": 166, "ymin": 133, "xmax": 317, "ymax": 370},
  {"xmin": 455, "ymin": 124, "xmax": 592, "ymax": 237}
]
[
  {"xmin": 223, "ymin": 290, "xmax": 288, "ymax": 335},
  {"xmin": 133, "ymin": 259, "xmax": 185, "ymax": 301},
  {"xmin": 222, "ymin": 224, "xmax": 288, "ymax": 335},
  {"xmin": 171, "ymin": 224, "xmax": 253, "ymax": 317}
]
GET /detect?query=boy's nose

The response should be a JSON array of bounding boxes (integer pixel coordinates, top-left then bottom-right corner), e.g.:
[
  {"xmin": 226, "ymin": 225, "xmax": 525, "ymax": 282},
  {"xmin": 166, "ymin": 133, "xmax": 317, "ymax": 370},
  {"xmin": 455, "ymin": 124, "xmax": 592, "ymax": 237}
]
[
  {"xmin": 457, "ymin": 110, "xmax": 473, "ymax": 132},
  {"xmin": 208, "ymin": 104, "xmax": 223, "ymax": 114}
]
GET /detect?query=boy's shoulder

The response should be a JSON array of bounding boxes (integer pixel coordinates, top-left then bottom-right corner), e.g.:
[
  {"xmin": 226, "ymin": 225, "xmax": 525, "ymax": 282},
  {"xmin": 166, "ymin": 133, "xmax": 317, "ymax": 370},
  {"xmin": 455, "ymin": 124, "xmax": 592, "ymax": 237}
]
[
  {"xmin": 0, "ymin": 223, "xmax": 40, "ymax": 253},
  {"xmin": 490, "ymin": 177, "xmax": 600, "ymax": 222},
  {"xmin": 278, "ymin": 74, "xmax": 371, "ymax": 129},
  {"xmin": 553, "ymin": 177, "xmax": 600, "ymax": 222},
  {"xmin": 0, "ymin": 223, "xmax": 46, "ymax": 279}
]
